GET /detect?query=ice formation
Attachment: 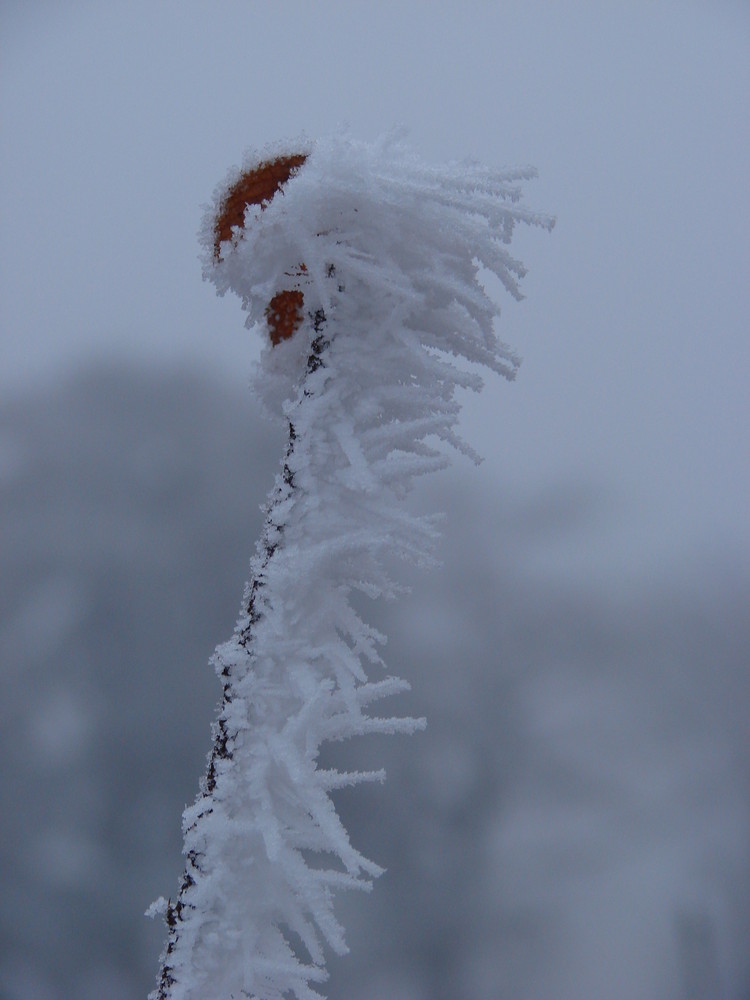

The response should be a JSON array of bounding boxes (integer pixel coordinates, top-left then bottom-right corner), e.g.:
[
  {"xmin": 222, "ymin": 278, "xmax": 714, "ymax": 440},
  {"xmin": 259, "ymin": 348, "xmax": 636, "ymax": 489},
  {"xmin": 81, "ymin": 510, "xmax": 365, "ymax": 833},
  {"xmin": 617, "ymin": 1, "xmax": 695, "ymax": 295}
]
[{"xmin": 150, "ymin": 132, "xmax": 553, "ymax": 1000}]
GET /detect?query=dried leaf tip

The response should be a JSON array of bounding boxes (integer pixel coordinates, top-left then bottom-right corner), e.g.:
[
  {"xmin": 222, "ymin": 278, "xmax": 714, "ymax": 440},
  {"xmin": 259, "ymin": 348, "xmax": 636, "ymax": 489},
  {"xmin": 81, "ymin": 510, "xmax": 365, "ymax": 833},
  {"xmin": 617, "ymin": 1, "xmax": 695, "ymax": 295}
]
[{"xmin": 213, "ymin": 152, "xmax": 308, "ymax": 259}]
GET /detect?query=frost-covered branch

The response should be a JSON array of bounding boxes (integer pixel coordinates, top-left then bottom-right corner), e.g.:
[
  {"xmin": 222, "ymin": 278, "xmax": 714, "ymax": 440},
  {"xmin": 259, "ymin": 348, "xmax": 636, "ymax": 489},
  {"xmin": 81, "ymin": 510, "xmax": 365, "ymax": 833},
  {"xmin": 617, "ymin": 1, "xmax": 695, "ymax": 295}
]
[{"xmin": 149, "ymin": 133, "xmax": 553, "ymax": 1000}]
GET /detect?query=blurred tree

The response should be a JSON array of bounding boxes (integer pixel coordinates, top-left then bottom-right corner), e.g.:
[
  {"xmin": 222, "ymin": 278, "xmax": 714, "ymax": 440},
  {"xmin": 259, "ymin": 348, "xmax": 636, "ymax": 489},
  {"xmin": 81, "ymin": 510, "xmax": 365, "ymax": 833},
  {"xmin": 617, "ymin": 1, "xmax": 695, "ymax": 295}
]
[{"xmin": 1, "ymin": 363, "xmax": 748, "ymax": 1000}]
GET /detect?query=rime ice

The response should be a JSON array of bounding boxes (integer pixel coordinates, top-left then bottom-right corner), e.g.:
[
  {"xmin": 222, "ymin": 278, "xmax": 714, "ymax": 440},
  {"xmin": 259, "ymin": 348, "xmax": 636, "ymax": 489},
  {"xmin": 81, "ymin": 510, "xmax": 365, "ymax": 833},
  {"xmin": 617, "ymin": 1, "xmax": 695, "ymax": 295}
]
[{"xmin": 151, "ymin": 133, "xmax": 553, "ymax": 1000}]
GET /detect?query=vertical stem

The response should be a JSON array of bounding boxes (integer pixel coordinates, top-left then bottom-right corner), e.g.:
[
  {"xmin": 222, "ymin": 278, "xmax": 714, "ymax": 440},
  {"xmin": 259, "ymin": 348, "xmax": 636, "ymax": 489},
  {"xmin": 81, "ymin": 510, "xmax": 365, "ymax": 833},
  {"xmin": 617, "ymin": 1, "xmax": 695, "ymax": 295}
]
[{"xmin": 154, "ymin": 314, "xmax": 328, "ymax": 999}]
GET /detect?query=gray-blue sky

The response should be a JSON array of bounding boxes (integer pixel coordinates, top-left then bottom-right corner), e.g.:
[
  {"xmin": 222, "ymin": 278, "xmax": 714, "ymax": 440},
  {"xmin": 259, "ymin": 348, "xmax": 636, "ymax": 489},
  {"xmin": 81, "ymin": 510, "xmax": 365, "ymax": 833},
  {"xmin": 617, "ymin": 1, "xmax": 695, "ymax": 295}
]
[{"xmin": 2, "ymin": 0, "xmax": 748, "ymax": 575}]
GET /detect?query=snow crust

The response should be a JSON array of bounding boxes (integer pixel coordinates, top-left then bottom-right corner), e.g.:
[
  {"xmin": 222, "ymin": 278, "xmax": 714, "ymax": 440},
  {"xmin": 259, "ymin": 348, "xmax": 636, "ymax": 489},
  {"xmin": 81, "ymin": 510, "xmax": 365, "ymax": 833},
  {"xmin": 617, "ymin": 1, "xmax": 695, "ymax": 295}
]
[{"xmin": 152, "ymin": 133, "xmax": 553, "ymax": 1000}]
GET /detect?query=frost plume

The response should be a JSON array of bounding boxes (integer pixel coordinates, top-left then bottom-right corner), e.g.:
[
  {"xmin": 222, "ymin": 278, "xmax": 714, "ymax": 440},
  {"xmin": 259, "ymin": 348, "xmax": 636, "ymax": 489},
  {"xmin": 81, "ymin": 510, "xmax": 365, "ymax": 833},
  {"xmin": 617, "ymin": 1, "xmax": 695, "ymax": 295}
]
[{"xmin": 151, "ymin": 133, "xmax": 552, "ymax": 1000}]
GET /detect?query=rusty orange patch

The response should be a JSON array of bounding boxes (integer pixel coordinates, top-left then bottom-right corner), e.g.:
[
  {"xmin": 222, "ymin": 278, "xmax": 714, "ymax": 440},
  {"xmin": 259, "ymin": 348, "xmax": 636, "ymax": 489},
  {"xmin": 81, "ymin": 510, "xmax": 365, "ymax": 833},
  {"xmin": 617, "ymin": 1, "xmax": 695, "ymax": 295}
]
[
  {"xmin": 265, "ymin": 289, "xmax": 305, "ymax": 346},
  {"xmin": 213, "ymin": 153, "xmax": 308, "ymax": 259}
]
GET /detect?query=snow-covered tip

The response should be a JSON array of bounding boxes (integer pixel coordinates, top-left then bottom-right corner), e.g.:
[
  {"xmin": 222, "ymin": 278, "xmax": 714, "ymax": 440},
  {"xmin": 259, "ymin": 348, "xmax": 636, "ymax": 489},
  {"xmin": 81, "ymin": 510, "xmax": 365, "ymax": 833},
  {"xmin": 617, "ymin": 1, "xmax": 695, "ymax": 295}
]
[{"xmin": 201, "ymin": 133, "xmax": 553, "ymax": 404}]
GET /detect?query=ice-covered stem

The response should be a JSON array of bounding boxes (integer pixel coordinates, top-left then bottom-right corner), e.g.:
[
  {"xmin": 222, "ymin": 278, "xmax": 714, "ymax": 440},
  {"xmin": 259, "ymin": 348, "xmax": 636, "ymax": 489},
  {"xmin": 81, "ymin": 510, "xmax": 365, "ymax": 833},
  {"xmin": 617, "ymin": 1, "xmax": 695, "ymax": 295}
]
[
  {"xmin": 153, "ymin": 317, "xmax": 394, "ymax": 1000},
  {"xmin": 150, "ymin": 133, "xmax": 553, "ymax": 1000}
]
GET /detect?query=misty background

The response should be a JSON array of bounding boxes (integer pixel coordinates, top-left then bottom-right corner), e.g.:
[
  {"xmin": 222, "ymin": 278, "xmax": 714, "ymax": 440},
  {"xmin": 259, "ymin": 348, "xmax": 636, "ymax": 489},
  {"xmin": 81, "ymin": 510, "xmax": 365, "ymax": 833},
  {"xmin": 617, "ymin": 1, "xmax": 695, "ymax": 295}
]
[{"xmin": 1, "ymin": 2, "xmax": 748, "ymax": 998}]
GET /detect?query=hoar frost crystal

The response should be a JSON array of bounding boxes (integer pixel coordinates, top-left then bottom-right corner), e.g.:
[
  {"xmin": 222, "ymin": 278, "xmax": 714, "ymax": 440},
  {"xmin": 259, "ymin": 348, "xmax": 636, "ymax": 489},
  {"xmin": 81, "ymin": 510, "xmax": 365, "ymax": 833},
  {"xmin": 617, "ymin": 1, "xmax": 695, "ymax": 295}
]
[{"xmin": 150, "ymin": 133, "xmax": 553, "ymax": 1000}]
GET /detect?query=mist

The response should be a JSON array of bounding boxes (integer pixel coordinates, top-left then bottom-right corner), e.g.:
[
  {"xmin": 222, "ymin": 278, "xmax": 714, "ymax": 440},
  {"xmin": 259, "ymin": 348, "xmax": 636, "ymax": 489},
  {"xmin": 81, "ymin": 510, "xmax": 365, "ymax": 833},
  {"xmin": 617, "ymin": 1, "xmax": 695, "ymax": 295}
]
[
  {"xmin": 1, "ymin": 2, "xmax": 748, "ymax": 997},
  {"xmin": 1, "ymin": 365, "xmax": 747, "ymax": 998}
]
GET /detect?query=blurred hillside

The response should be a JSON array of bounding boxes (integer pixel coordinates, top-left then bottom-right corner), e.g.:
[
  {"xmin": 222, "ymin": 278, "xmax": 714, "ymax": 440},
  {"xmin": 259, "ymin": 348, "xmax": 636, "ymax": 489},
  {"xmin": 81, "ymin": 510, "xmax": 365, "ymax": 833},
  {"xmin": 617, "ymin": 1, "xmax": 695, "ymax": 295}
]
[{"xmin": 1, "ymin": 364, "xmax": 748, "ymax": 1000}]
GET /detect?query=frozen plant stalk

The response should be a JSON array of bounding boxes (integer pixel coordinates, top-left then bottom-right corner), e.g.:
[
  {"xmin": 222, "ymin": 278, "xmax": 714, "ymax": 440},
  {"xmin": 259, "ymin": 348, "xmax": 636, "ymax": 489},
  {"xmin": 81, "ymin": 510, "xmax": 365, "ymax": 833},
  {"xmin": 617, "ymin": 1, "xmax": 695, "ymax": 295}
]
[{"xmin": 150, "ymin": 133, "xmax": 553, "ymax": 1000}]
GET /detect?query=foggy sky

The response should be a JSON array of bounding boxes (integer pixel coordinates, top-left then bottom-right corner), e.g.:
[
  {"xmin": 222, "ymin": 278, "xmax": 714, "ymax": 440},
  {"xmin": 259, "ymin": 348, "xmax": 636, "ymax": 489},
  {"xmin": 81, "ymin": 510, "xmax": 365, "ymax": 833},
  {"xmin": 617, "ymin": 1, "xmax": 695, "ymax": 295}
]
[
  {"xmin": 1, "ymin": 1, "xmax": 748, "ymax": 572},
  {"xmin": 2, "ymin": 6, "xmax": 749, "ymax": 997}
]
